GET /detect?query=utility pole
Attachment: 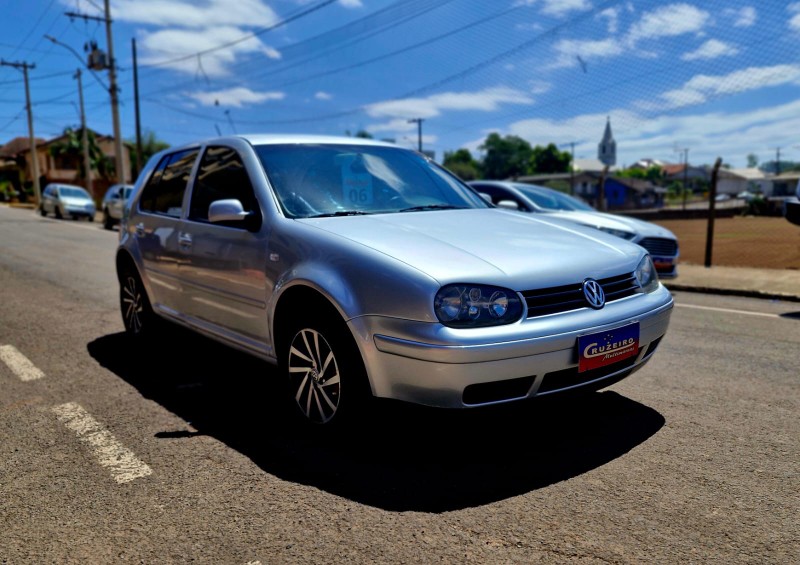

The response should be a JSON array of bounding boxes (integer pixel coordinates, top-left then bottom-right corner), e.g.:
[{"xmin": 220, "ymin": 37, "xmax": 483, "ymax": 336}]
[
  {"xmin": 680, "ymin": 147, "xmax": 690, "ymax": 211},
  {"xmin": 407, "ymin": 118, "xmax": 424, "ymax": 152},
  {"xmin": 74, "ymin": 69, "xmax": 92, "ymax": 197},
  {"xmin": 66, "ymin": 2, "xmax": 125, "ymax": 185},
  {"xmin": 0, "ymin": 59, "xmax": 41, "ymax": 204},
  {"xmin": 569, "ymin": 141, "xmax": 575, "ymax": 196},
  {"xmin": 774, "ymin": 147, "xmax": 781, "ymax": 176},
  {"xmin": 132, "ymin": 38, "xmax": 142, "ymax": 178}
]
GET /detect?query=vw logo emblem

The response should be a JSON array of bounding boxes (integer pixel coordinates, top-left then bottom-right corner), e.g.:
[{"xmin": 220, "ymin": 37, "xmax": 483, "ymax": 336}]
[{"xmin": 583, "ymin": 279, "xmax": 606, "ymax": 309}]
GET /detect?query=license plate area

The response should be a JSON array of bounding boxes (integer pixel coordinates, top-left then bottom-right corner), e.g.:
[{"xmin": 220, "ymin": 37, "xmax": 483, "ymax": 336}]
[{"xmin": 578, "ymin": 322, "xmax": 640, "ymax": 373}]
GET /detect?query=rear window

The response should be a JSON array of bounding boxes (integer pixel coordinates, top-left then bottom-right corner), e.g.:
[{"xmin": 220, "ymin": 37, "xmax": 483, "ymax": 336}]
[{"xmin": 139, "ymin": 149, "xmax": 199, "ymax": 217}]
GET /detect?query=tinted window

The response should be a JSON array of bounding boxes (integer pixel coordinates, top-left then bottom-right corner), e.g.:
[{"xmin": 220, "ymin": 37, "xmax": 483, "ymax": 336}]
[
  {"xmin": 189, "ymin": 146, "xmax": 258, "ymax": 223},
  {"xmin": 139, "ymin": 150, "xmax": 198, "ymax": 217}
]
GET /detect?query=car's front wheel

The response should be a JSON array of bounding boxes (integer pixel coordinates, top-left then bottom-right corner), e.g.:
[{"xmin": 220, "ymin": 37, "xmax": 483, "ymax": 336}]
[
  {"xmin": 39, "ymin": 206, "xmax": 46, "ymax": 217},
  {"xmin": 284, "ymin": 317, "xmax": 369, "ymax": 427},
  {"xmin": 54, "ymin": 206, "xmax": 63, "ymax": 219},
  {"xmin": 103, "ymin": 209, "xmax": 113, "ymax": 230},
  {"xmin": 119, "ymin": 264, "xmax": 158, "ymax": 338}
]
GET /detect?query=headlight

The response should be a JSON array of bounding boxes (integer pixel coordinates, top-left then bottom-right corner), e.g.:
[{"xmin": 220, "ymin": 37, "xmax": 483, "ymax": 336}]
[
  {"xmin": 635, "ymin": 255, "xmax": 659, "ymax": 293},
  {"xmin": 596, "ymin": 226, "xmax": 637, "ymax": 240},
  {"xmin": 434, "ymin": 284, "xmax": 523, "ymax": 328}
]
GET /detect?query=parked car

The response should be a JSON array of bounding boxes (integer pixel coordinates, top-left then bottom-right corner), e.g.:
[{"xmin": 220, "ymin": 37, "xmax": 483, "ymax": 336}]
[
  {"xmin": 39, "ymin": 183, "xmax": 95, "ymax": 221},
  {"xmin": 784, "ymin": 179, "xmax": 800, "ymax": 227},
  {"xmin": 117, "ymin": 135, "xmax": 673, "ymax": 426},
  {"xmin": 469, "ymin": 181, "xmax": 680, "ymax": 278},
  {"xmin": 101, "ymin": 183, "xmax": 134, "ymax": 229}
]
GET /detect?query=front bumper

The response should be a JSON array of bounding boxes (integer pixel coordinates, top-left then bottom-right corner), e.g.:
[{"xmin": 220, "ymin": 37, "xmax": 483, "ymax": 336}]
[{"xmin": 348, "ymin": 285, "xmax": 673, "ymax": 408}]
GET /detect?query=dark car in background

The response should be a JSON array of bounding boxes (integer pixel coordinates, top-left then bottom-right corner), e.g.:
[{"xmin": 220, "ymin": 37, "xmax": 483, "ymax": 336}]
[{"xmin": 469, "ymin": 180, "xmax": 680, "ymax": 278}]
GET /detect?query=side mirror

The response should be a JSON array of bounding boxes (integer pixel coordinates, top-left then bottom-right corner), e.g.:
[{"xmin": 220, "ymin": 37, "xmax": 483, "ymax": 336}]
[
  {"xmin": 208, "ymin": 199, "xmax": 251, "ymax": 223},
  {"xmin": 497, "ymin": 199, "xmax": 521, "ymax": 210}
]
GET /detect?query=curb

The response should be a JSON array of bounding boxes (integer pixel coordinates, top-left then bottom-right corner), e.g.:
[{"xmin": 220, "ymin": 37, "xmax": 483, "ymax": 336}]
[{"xmin": 664, "ymin": 283, "xmax": 800, "ymax": 304}]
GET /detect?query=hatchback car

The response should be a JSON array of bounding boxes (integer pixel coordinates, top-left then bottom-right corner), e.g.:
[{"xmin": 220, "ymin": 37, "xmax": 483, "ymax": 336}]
[
  {"xmin": 469, "ymin": 181, "xmax": 680, "ymax": 278},
  {"xmin": 40, "ymin": 183, "xmax": 96, "ymax": 221},
  {"xmin": 101, "ymin": 183, "xmax": 134, "ymax": 229},
  {"xmin": 117, "ymin": 135, "xmax": 673, "ymax": 426}
]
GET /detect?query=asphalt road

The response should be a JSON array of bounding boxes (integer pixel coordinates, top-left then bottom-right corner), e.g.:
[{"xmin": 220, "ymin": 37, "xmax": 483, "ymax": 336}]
[{"xmin": 1, "ymin": 205, "xmax": 797, "ymax": 564}]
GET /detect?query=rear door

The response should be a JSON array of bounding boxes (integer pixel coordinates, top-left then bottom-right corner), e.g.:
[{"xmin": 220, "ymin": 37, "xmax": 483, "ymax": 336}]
[{"xmin": 133, "ymin": 149, "xmax": 199, "ymax": 314}]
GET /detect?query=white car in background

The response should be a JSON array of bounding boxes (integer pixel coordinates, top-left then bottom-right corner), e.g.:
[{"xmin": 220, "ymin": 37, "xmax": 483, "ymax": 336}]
[
  {"xmin": 785, "ymin": 179, "xmax": 800, "ymax": 227},
  {"xmin": 469, "ymin": 180, "xmax": 680, "ymax": 278},
  {"xmin": 101, "ymin": 183, "xmax": 134, "ymax": 229},
  {"xmin": 39, "ymin": 183, "xmax": 96, "ymax": 221}
]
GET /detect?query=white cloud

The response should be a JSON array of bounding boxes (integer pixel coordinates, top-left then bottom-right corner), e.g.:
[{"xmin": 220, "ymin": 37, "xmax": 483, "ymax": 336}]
[
  {"xmin": 681, "ymin": 39, "xmax": 739, "ymax": 61},
  {"xmin": 138, "ymin": 26, "xmax": 280, "ymax": 77},
  {"xmin": 315, "ymin": 91, "xmax": 332, "ymax": 100},
  {"xmin": 597, "ymin": 7, "xmax": 620, "ymax": 34},
  {"xmin": 627, "ymin": 3, "xmax": 710, "ymax": 45},
  {"xmin": 725, "ymin": 6, "xmax": 756, "ymax": 28},
  {"xmin": 649, "ymin": 64, "xmax": 800, "ymax": 110},
  {"xmin": 366, "ymin": 87, "xmax": 534, "ymax": 120},
  {"xmin": 110, "ymin": 0, "xmax": 279, "ymax": 28},
  {"xmin": 790, "ymin": 3, "xmax": 800, "ymax": 31},
  {"xmin": 513, "ymin": 0, "xmax": 591, "ymax": 17},
  {"xmin": 339, "ymin": 0, "xmax": 363, "ymax": 7},
  {"xmin": 186, "ymin": 87, "xmax": 284, "ymax": 107},
  {"xmin": 495, "ymin": 99, "xmax": 800, "ymax": 168},
  {"xmin": 549, "ymin": 38, "xmax": 624, "ymax": 69}
]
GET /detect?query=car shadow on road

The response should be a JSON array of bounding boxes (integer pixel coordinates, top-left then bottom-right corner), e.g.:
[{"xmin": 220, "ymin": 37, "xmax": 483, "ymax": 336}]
[{"xmin": 88, "ymin": 329, "xmax": 665, "ymax": 513}]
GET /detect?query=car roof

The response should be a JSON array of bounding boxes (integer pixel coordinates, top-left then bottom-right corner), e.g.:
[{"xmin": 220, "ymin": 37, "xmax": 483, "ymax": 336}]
[
  {"xmin": 168, "ymin": 134, "xmax": 402, "ymax": 151},
  {"xmin": 48, "ymin": 183, "xmax": 85, "ymax": 190}
]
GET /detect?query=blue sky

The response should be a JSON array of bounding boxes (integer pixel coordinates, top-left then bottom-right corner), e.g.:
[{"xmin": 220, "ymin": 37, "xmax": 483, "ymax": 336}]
[{"xmin": 1, "ymin": 0, "xmax": 799, "ymax": 169}]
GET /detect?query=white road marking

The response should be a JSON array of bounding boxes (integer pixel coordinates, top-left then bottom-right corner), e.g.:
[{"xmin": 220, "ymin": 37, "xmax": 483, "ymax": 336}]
[
  {"xmin": 0, "ymin": 345, "xmax": 45, "ymax": 381},
  {"xmin": 52, "ymin": 402, "xmax": 153, "ymax": 484},
  {"xmin": 676, "ymin": 303, "xmax": 780, "ymax": 319}
]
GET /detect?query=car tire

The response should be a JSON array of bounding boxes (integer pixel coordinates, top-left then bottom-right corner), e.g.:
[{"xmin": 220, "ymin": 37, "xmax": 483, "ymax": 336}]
[
  {"xmin": 119, "ymin": 264, "xmax": 159, "ymax": 338},
  {"xmin": 103, "ymin": 209, "xmax": 113, "ymax": 230},
  {"xmin": 39, "ymin": 206, "xmax": 46, "ymax": 217},
  {"xmin": 283, "ymin": 316, "xmax": 371, "ymax": 428},
  {"xmin": 54, "ymin": 206, "xmax": 63, "ymax": 219},
  {"xmin": 88, "ymin": 214, "xmax": 94, "ymax": 222}
]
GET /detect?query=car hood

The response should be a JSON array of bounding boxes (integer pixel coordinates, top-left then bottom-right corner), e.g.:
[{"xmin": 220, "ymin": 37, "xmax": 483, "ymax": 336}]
[
  {"xmin": 300, "ymin": 209, "xmax": 643, "ymax": 289},
  {"xmin": 60, "ymin": 196, "xmax": 94, "ymax": 207},
  {"xmin": 544, "ymin": 210, "xmax": 675, "ymax": 240}
]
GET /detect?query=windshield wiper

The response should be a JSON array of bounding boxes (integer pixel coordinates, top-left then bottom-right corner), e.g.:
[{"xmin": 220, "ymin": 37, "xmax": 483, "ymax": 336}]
[
  {"xmin": 307, "ymin": 210, "xmax": 372, "ymax": 218},
  {"xmin": 399, "ymin": 204, "xmax": 464, "ymax": 212}
]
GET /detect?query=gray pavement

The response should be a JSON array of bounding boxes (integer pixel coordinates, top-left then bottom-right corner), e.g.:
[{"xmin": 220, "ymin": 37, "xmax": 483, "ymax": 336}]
[{"xmin": 666, "ymin": 263, "xmax": 800, "ymax": 303}]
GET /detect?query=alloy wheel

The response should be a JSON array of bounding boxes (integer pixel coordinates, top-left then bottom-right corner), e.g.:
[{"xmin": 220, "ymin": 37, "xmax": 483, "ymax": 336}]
[
  {"xmin": 121, "ymin": 274, "xmax": 144, "ymax": 334},
  {"xmin": 288, "ymin": 328, "xmax": 341, "ymax": 424}
]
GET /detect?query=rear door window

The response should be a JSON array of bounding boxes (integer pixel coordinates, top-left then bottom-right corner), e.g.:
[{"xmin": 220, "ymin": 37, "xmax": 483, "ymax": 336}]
[{"xmin": 139, "ymin": 149, "xmax": 199, "ymax": 217}]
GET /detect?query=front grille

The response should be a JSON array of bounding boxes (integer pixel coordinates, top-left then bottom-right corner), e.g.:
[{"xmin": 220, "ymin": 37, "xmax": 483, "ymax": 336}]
[
  {"xmin": 536, "ymin": 356, "xmax": 637, "ymax": 395},
  {"xmin": 522, "ymin": 272, "xmax": 640, "ymax": 318},
  {"xmin": 638, "ymin": 237, "xmax": 678, "ymax": 257}
]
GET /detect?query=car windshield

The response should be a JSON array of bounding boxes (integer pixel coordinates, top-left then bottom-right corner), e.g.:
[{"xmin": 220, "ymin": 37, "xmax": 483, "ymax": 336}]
[
  {"xmin": 255, "ymin": 143, "xmax": 488, "ymax": 218},
  {"xmin": 514, "ymin": 184, "xmax": 595, "ymax": 212},
  {"xmin": 59, "ymin": 187, "xmax": 90, "ymax": 199}
]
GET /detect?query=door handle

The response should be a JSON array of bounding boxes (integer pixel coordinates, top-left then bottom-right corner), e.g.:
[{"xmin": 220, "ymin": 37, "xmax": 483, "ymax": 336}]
[
  {"xmin": 178, "ymin": 233, "xmax": 193, "ymax": 249},
  {"xmin": 135, "ymin": 223, "xmax": 145, "ymax": 236}
]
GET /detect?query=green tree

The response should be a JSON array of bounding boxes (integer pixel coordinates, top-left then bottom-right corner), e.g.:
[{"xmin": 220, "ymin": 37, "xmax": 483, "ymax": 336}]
[
  {"xmin": 529, "ymin": 143, "xmax": 571, "ymax": 174},
  {"xmin": 479, "ymin": 133, "xmax": 533, "ymax": 179},
  {"xmin": 746, "ymin": 153, "xmax": 758, "ymax": 168},
  {"xmin": 128, "ymin": 130, "xmax": 170, "ymax": 177},
  {"xmin": 443, "ymin": 148, "xmax": 480, "ymax": 180},
  {"xmin": 345, "ymin": 129, "xmax": 373, "ymax": 139},
  {"xmin": 49, "ymin": 127, "xmax": 114, "ymax": 182},
  {"xmin": 617, "ymin": 165, "xmax": 664, "ymax": 182}
]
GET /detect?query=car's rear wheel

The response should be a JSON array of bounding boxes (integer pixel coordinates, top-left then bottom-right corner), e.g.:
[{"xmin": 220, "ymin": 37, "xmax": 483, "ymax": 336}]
[
  {"xmin": 284, "ymin": 317, "xmax": 369, "ymax": 427},
  {"xmin": 119, "ymin": 265, "xmax": 157, "ymax": 338}
]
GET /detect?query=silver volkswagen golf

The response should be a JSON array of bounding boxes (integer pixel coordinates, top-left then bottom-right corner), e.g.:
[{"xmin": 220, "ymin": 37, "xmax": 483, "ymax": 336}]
[{"xmin": 116, "ymin": 135, "xmax": 673, "ymax": 426}]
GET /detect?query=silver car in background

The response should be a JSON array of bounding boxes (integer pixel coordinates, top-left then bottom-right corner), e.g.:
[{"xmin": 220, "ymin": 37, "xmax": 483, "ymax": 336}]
[
  {"xmin": 101, "ymin": 183, "xmax": 134, "ymax": 229},
  {"xmin": 117, "ymin": 135, "xmax": 673, "ymax": 426},
  {"xmin": 469, "ymin": 180, "xmax": 680, "ymax": 278},
  {"xmin": 39, "ymin": 183, "xmax": 96, "ymax": 221}
]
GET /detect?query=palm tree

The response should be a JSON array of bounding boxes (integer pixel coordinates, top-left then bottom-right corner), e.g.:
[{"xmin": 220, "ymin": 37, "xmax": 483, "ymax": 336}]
[{"xmin": 48, "ymin": 127, "xmax": 114, "ymax": 182}]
